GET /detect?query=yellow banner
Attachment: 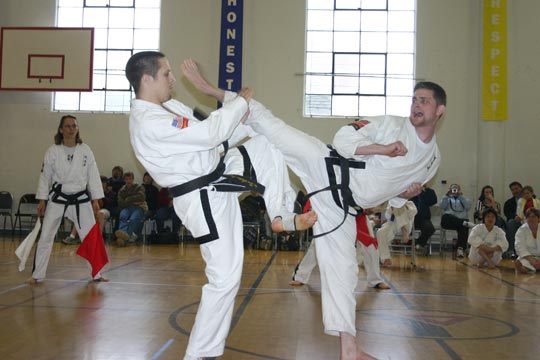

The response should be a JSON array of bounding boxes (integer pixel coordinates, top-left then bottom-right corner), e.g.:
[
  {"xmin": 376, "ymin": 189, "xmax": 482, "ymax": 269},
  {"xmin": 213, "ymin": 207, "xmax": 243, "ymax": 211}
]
[{"xmin": 482, "ymin": 0, "xmax": 507, "ymax": 120}]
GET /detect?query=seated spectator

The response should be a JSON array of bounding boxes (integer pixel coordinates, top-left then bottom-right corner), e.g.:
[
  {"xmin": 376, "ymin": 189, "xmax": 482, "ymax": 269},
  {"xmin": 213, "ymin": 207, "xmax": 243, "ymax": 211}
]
[
  {"xmin": 97, "ymin": 175, "xmax": 116, "ymax": 232},
  {"xmin": 440, "ymin": 183, "xmax": 475, "ymax": 258},
  {"xmin": 411, "ymin": 185, "xmax": 438, "ymax": 252},
  {"xmin": 515, "ymin": 186, "xmax": 539, "ymax": 223},
  {"xmin": 107, "ymin": 165, "xmax": 125, "ymax": 194},
  {"xmin": 115, "ymin": 171, "xmax": 147, "ymax": 246},
  {"xmin": 376, "ymin": 201, "xmax": 417, "ymax": 267},
  {"xmin": 142, "ymin": 172, "xmax": 159, "ymax": 218},
  {"xmin": 155, "ymin": 187, "xmax": 181, "ymax": 233},
  {"xmin": 474, "ymin": 185, "xmax": 506, "ymax": 230},
  {"xmin": 515, "ymin": 208, "xmax": 540, "ymax": 273},
  {"xmin": 467, "ymin": 208, "xmax": 508, "ymax": 269},
  {"xmin": 504, "ymin": 181, "xmax": 523, "ymax": 258}
]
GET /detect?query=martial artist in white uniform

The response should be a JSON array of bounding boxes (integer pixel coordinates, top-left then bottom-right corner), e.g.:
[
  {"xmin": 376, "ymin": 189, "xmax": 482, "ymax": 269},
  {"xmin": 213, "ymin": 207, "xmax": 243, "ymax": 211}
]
[
  {"xmin": 126, "ymin": 53, "xmax": 313, "ymax": 360},
  {"xmin": 467, "ymin": 208, "xmax": 508, "ymax": 267},
  {"xmin": 29, "ymin": 116, "xmax": 104, "ymax": 283},
  {"xmin": 292, "ymin": 213, "xmax": 389, "ymax": 289},
  {"xmin": 376, "ymin": 201, "xmax": 418, "ymax": 265},
  {"xmin": 515, "ymin": 208, "xmax": 540, "ymax": 273},
  {"xmin": 244, "ymin": 83, "xmax": 445, "ymax": 358}
]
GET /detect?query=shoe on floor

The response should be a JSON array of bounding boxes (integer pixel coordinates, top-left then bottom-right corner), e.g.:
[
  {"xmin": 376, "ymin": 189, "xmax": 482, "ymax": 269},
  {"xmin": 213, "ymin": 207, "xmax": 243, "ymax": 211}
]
[
  {"xmin": 457, "ymin": 247, "xmax": 465, "ymax": 258},
  {"xmin": 115, "ymin": 230, "xmax": 130, "ymax": 240},
  {"xmin": 62, "ymin": 235, "xmax": 80, "ymax": 245}
]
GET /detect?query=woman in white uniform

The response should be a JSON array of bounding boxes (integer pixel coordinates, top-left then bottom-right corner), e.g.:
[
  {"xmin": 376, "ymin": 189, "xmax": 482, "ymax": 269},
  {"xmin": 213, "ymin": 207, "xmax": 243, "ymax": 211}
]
[
  {"xmin": 27, "ymin": 115, "xmax": 105, "ymax": 284},
  {"xmin": 467, "ymin": 207, "xmax": 508, "ymax": 268},
  {"xmin": 515, "ymin": 207, "xmax": 540, "ymax": 273}
]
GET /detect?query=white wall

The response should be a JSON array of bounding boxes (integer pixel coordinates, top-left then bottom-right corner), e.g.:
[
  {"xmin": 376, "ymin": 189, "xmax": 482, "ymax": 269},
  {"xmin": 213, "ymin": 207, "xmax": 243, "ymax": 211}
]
[{"xmin": 1, "ymin": 0, "xmax": 540, "ymax": 212}]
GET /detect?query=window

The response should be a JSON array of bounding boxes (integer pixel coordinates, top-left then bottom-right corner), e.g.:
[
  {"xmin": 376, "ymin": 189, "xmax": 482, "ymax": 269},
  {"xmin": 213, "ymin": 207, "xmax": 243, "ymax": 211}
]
[
  {"xmin": 305, "ymin": 0, "xmax": 416, "ymax": 117},
  {"xmin": 54, "ymin": 0, "xmax": 161, "ymax": 112}
]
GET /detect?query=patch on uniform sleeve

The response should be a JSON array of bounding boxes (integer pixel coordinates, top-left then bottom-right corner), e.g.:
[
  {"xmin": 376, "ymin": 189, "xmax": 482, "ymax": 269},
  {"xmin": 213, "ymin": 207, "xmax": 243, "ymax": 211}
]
[
  {"xmin": 171, "ymin": 116, "xmax": 189, "ymax": 129},
  {"xmin": 349, "ymin": 119, "xmax": 370, "ymax": 131}
]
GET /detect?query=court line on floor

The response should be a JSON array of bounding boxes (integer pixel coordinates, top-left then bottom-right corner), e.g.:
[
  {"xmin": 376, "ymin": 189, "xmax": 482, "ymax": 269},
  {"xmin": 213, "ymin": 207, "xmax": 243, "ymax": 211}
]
[
  {"xmin": 152, "ymin": 338, "xmax": 174, "ymax": 359},
  {"xmin": 381, "ymin": 273, "xmax": 463, "ymax": 360},
  {"xmin": 229, "ymin": 249, "xmax": 278, "ymax": 332},
  {"xmin": 0, "ymin": 258, "xmax": 142, "ymax": 310},
  {"xmin": 455, "ymin": 259, "xmax": 540, "ymax": 297}
]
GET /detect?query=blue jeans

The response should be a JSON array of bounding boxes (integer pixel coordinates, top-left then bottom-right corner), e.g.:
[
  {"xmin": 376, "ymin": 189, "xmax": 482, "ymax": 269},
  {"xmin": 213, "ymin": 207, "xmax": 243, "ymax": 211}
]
[{"xmin": 119, "ymin": 206, "xmax": 144, "ymax": 237}]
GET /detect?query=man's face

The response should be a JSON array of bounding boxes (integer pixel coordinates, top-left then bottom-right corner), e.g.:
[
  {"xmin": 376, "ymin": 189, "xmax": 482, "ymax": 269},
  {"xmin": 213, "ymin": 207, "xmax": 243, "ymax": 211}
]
[
  {"xmin": 510, "ymin": 185, "xmax": 522, "ymax": 198},
  {"xmin": 409, "ymin": 88, "xmax": 445, "ymax": 128},
  {"xmin": 148, "ymin": 58, "xmax": 176, "ymax": 103},
  {"xmin": 125, "ymin": 175, "xmax": 134, "ymax": 186}
]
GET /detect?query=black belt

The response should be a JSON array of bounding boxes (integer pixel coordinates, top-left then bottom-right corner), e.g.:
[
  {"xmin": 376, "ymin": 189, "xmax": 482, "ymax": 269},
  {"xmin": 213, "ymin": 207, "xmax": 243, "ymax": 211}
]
[
  {"xmin": 168, "ymin": 142, "xmax": 265, "ymax": 245},
  {"xmin": 305, "ymin": 145, "xmax": 365, "ymax": 238},
  {"xmin": 169, "ymin": 141, "xmax": 265, "ymax": 198},
  {"xmin": 49, "ymin": 183, "xmax": 91, "ymax": 228},
  {"xmin": 169, "ymin": 141, "xmax": 229, "ymax": 198}
]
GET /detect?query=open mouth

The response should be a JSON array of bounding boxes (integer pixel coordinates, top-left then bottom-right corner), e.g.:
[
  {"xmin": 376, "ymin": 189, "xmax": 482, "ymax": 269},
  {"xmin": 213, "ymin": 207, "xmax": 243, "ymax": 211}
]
[{"xmin": 413, "ymin": 111, "xmax": 424, "ymax": 117}]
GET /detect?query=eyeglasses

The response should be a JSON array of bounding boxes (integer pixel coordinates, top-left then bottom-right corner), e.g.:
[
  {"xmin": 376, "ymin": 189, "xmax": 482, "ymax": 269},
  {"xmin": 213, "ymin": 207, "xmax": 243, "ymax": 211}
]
[{"xmin": 62, "ymin": 124, "xmax": 78, "ymax": 129}]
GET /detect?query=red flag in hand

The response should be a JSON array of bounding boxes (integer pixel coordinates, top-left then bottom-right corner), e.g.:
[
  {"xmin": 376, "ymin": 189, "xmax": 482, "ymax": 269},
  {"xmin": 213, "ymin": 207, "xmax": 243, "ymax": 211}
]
[
  {"xmin": 356, "ymin": 213, "xmax": 378, "ymax": 249},
  {"xmin": 76, "ymin": 223, "xmax": 109, "ymax": 278}
]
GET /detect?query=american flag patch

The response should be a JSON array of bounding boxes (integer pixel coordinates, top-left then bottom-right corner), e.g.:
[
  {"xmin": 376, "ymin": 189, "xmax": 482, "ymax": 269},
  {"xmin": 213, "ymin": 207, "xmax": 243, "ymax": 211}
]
[
  {"xmin": 349, "ymin": 119, "xmax": 370, "ymax": 131},
  {"xmin": 171, "ymin": 117, "xmax": 189, "ymax": 129}
]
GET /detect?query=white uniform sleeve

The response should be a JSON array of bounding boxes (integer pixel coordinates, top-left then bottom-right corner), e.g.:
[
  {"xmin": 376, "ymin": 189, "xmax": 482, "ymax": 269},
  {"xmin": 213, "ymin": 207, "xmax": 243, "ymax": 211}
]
[
  {"xmin": 467, "ymin": 225, "xmax": 484, "ymax": 248},
  {"xmin": 388, "ymin": 197, "xmax": 407, "ymax": 209},
  {"xmin": 495, "ymin": 227, "xmax": 509, "ymax": 252},
  {"xmin": 36, "ymin": 147, "xmax": 55, "ymax": 200},
  {"xmin": 515, "ymin": 225, "xmax": 531, "ymax": 257},
  {"xmin": 149, "ymin": 96, "xmax": 248, "ymax": 154},
  {"xmin": 223, "ymin": 91, "xmax": 257, "ymax": 146},
  {"xmin": 332, "ymin": 116, "xmax": 384, "ymax": 159}
]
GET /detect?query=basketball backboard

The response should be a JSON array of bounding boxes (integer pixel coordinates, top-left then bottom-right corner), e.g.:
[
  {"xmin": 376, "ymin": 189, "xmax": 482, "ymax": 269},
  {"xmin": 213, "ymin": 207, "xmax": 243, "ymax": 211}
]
[{"xmin": 0, "ymin": 27, "xmax": 93, "ymax": 91}]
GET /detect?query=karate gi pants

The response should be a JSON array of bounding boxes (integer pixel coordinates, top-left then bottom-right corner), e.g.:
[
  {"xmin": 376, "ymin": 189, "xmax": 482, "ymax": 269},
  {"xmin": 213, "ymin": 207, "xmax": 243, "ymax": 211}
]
[
  {"xmin": 32, "ymin": 200, "xmax": 101, "ymax": 280},
  {"xmin": 246, "ymin": 100, "xmax": 359, "ymax": 336}
]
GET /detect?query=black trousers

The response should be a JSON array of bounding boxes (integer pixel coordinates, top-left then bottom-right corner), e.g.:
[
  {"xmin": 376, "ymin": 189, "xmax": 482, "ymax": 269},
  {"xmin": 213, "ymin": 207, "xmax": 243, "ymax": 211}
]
[
  {"xmin": 414, "ymin": 217, "xmax": 435, "ymax": 246},
  {"xmin": 441, "ymin": 214, "xmax": 469, "ymax": 249}
]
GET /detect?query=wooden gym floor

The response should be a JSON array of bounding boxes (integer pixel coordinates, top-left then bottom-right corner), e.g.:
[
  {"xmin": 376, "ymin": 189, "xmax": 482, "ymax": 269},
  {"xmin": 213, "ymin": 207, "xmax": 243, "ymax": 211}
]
[{"xmin": 0, "ymin": 233, "xmax": 538, "ymax": 360}]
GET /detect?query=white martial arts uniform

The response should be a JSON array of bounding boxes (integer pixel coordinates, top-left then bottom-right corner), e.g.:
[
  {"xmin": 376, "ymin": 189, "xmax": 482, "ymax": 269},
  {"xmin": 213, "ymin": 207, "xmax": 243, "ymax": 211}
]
[
  {"xmin": 33, "ymin": 143, "xmax": 104, "ymax": 280},
  {"xmin": 292, "ymin": 214, "xmax": 387, "ymax": 288},
  {"xmin": 515, "ymin": 223, "xmax": 540, "ymax": 272},
  {"xmin": 246, "ymin": 99, "xmax": 440, "ymax": 337},
  {"xmin": 376, "ymin": 201, "xmax": 417, "ymax": 262},
  {"xmin": 467, "ymin": 224, "xmax": 508, "ymax": 266},
  {"xmin": 129, "ymin": 95, "xmax": 297, "ymax": 360}
]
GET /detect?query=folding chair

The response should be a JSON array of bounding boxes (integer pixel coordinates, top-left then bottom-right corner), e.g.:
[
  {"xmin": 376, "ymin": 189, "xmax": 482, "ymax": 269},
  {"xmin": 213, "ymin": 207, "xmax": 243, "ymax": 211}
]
[
  {"xmin": 14, "ymin": 193, "xmax": 40, "ymax": 235},
  {"xmin": 0, "ymin": 191, "xmax": 15, "ymax": 233}
]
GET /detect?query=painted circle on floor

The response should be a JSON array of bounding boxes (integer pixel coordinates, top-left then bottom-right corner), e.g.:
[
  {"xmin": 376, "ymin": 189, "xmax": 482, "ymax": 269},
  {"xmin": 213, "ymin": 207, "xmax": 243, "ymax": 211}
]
[{"xmin": 356, "ymin": 308, "xmax": 519, "ymax": 340}]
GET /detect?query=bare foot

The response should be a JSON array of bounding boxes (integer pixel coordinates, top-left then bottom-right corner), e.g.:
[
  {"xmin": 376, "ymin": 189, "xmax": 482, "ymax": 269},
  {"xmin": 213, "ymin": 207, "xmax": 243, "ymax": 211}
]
[
  {"xmin": 181, "ymin": 59, "xmax": 224, "ymax": 101},
  {"xmin": 271, "ymin": 211, "xmax": 318, "ymax": 233},
  {"xmin": 381, "ymin": 258, "xmax": 392, "ymax": 267},
  {"xmin": 373, "ymin": 282, "xmax": 390, "ymax": 290},
  {"xmin": 515, "ymin": 260, "xmax": 529, "ymax": 274},
  {"xmin": 357, "ymin": 348, "xmax": 378, "ymax": 360},
  {"xmin": 289, "ymin": 280, "xmax": 304, "ymax": 286},
  {"xmin": 295, "ymin": 210, "xmax": 318, "ymax": 231},
  {"xmin": 340, "ymin": 333, "xmax": 378, "ymax": 360},
  {"xmin": 26, "ymin": 277, "xmax": 38, "ymax": 285}
]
